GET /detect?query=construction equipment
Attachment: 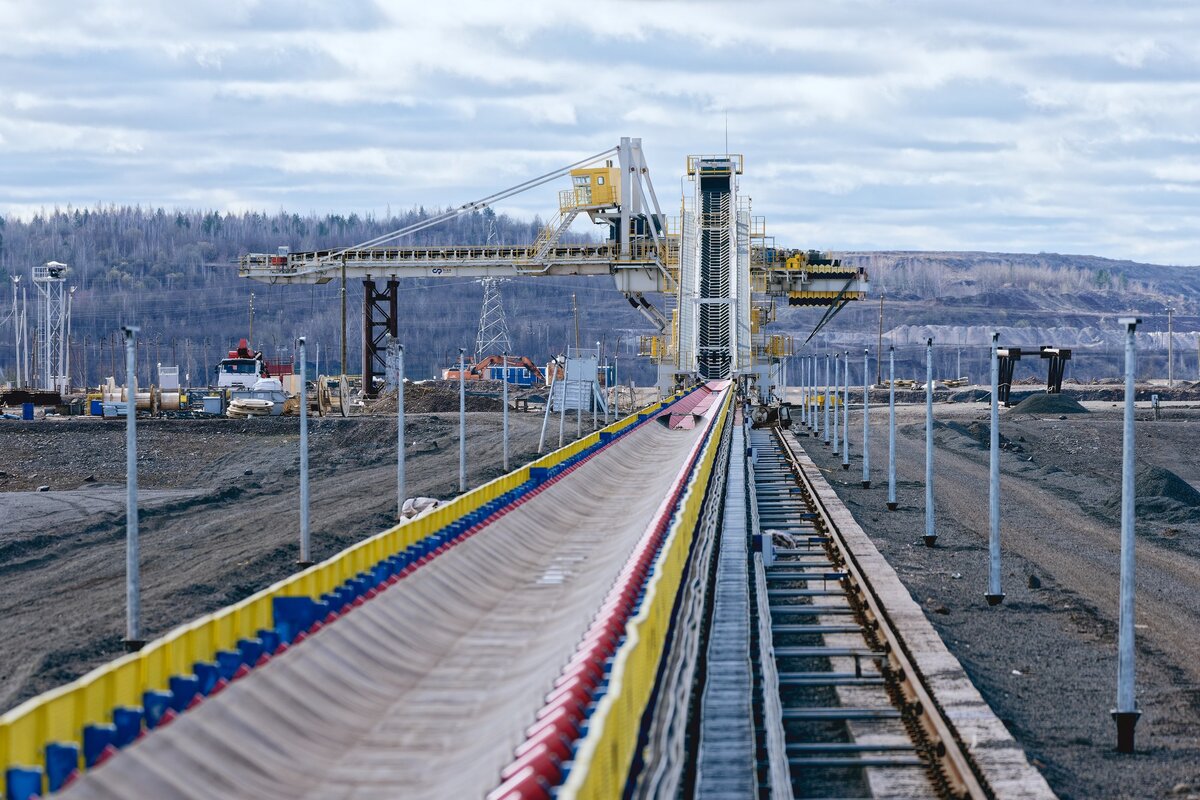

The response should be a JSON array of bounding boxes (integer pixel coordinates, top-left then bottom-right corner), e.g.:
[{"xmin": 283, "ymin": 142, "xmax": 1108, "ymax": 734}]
[
  {"xmin": 442, "ymin": 354, "xmax": 544, "ymax": 384},
  {"xmin": 238, "ymin": 138, "xmax": 869, "ymax": 392}
]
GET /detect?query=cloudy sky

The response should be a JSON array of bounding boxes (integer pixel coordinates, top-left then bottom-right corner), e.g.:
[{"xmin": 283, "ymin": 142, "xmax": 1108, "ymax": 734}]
[{"xmin": 2, "ymin": 0, "xmax": 1199, "ymax": 263}]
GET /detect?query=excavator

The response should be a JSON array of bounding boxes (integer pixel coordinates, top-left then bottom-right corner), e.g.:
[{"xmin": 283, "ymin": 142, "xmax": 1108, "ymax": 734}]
[{"xmin": 442, "ymin": 354, "xmax": 545, "ymax": 385}]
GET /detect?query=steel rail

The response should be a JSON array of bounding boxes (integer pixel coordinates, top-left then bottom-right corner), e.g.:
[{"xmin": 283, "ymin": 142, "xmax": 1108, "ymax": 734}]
[{"xmin": 771, "ymin": 426, "xmax": 992, "ymax": 800}]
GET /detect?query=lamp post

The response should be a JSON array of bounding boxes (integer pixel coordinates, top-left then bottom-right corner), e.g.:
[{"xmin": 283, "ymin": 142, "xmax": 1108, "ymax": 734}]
[
  {"xmin": 862, "ymin": 348, "xmax": 870, "ymax": 489},
  {"xmin": 458, "ymin": 347, "xmax": 467, "ymax": 492},
  {"xmin": 1166, "ymin": 306, "xmax": 1174, "ymax": 388},
  {"xmin": 123, "ymin": 325, "xmax": 142, "ymax": 650},
  {"xmin": 397, "ymin": 342, "xmax": 406, "ymax": 519},
  {"xmin": 887, "ymin": 346, "xmax": 897, "ymax": 510},
  {"xmin": 986, "ymin": 332, "xmax": 1004, "ymax": 605},
  {"xmin": 1113, "ymin": 317, "xmax": 1142, "ymax": 753},
  {"xmin": 924, "ymin": 339, "xmax": 936, "ymax": 547}
]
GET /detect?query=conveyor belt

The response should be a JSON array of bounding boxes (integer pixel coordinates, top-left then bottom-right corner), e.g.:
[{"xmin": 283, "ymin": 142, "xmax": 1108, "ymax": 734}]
[{"xmin": 59, "ymin": 420, "xmax": 708, "ymax": 800}]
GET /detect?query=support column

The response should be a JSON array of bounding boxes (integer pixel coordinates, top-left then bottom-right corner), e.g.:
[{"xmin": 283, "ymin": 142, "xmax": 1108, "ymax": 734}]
[{"xmin": 362, "ymin": 279, "xmax": 399, "ymax": 397}]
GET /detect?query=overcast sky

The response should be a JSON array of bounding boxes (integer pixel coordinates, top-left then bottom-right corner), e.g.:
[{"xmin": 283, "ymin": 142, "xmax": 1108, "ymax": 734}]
[{"xmin": 2, "ymin": 0, "xmax": 1199, "ymax": 264}]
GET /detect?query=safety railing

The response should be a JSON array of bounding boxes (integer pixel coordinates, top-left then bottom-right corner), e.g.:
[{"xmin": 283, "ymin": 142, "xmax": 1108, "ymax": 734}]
[
  {"xmin": 560, "ymin": 388, "xmax": 733, "ymax": 798},
  {"xmin": 0, "ymin": 391, "xmax": 686, "ymax": 798}
]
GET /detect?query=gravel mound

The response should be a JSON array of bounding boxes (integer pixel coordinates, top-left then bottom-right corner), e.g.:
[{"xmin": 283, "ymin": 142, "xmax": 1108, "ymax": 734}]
[
  {"xmin": 368, "ymin": 383, "xmax": 502, "ymax": 414},
  {"xmin": 1011, "ymin": 393, "xmax": 1089, "ymax": 415},
  {"xmin": 935, "ymin": 420, "xmax": 1024, "ymax": 452},
  {"xmin": 1103, "ymin": 464, "xmax": 1200, "ymax": 523}
]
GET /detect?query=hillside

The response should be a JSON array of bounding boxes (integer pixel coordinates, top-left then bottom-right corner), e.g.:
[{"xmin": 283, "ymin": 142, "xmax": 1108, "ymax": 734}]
[
  {"xmin": 1, "ymin": 209, "xmax": 1195, "ymax": 387},
  {"xmin": 782, "ymin": 251, "xmax": 1199, "ymax": 383}
]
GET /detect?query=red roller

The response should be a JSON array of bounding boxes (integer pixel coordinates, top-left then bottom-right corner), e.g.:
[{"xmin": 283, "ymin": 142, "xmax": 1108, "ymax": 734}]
[
  {"xmin": 525, "ymin": 706, "xmax": 578, "ymax": 741},
  {"xmin": 498, "ymin": 742, "xmax": 561, "ymax": 785},
  {"xmin": 485, "ymin": 765, "xmax": 549, "ymax": 800},
  {"xmin": 534, "ymin": 692, "xmax": 584, "ymax": 724},
  {"xmin": 515, "ymin": 725, "xmax": 573, "ymax": 763},
  {"xmin": 544, "ymin": 676, "xmax": 592, "ymax": 710}
]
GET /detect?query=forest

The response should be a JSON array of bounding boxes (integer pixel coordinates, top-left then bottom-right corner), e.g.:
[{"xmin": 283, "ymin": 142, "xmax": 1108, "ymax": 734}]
[
  {"xmin": 0, "ymin": 206, "xmax": 649, "ymax": 387},
  {"xmin": 1, "ymin": 206, "xmax": 1194, "ymax": 389}
]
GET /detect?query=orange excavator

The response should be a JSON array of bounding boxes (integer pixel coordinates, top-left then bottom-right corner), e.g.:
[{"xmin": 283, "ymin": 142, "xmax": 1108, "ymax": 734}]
[{"xmin": 443, "ymin": 354, "xmax": 545, "ymax": 384}]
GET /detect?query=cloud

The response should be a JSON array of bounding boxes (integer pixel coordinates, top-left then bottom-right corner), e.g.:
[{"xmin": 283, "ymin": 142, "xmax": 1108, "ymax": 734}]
[{"xmin": 1, "ymin": 0, "xmax": 1200, "ymax": 263}]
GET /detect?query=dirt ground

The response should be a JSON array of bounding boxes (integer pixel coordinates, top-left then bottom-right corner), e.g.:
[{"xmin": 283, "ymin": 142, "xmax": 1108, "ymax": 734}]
[
  {"xmin": 787, "ymin": 392, "xmax": 1200, "ymax": 800},
  {"xmin": 0, "ymin": 409, "xmax": 583, "ymax": 712}
]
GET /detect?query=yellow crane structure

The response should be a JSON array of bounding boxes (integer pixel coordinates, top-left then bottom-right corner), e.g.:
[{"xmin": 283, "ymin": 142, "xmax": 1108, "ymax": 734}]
[{"xmin": 238, "ymin": 137, "xmax": 869, "ymax": 393}]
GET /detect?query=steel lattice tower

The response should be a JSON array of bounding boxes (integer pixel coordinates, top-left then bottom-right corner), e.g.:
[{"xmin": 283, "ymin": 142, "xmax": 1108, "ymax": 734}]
[
  {"xmin": 474, "ymin": 278, "xmax": 512, "ymax": 360},
  {"xmin": 474, "ymin": 216, "xmax": 511, "ymax": 360}
]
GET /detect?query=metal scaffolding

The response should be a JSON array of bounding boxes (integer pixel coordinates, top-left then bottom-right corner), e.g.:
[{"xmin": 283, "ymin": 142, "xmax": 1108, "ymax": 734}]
[{"xmin": 32, "ymin": 261, "xmax": 69, "ymax": 393}]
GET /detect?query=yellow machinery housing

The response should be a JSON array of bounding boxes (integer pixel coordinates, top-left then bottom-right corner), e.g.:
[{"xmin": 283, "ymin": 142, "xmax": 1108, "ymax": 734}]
[{"xmin": 563, "ymin": 167, "xmax": 620, "ymax": 210}]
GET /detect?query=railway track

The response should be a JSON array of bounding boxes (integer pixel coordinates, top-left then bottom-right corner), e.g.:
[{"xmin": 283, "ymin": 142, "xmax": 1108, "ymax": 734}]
[{"xmin": 750, "ymin": 425, "xmax": 990, "ymax": 800}]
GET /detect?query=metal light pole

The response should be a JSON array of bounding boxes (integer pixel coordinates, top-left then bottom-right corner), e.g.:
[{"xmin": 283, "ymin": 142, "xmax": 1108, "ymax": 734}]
[
  {"xmin": 1114, "ymin": 316, "xmax": 1142, "ymax": 753},
  {"xmin": 806, "ymin": 356, "xmax": 812, "ymax": 426},
  {"xmin": 397, "ymin": 343, "xmax": 406, "ymax": 519},
  {"xmin": 887, "ymin": 346, "xmax": 897, "ymax": 510},
  {"xmin": 65, "ymin": 286, "xmax": 75, "ymax": 392},
  {"xmin": 842, "ymin": 351, "xmax": 850, "ymax": 470},
  {"xmin": 458, "ymin": 347, "xmax": 467, "ymax": 493},
  {"xmin": 832, "ymin": 353, "xmax": 840, "ymax": 451},
  {"xmin": 876, "ymin": 293, "xmax": 884, "ymax": 385},
  {"xmin": 9, "ymin": 277, "xmax": 19, "ymax": 388},
  {"xmin": 862, "ymin": 348, "xmax": 871, "ymax": 489},
  {"xmin": 123, "ymin": 325, "xmax": 142, "ymax": 649},
  {"xmin": 924, "ymin": 339, "xmax": 937, "ymax": 547},
  {"xmin": 822, "ymin": 354, "xmax": 830, "ymax": 443},
  {"xmin": 502, "ymin": 351, "xmax": 510, "ymax": 471},
  {"xmin": 1167, "ymin": 306, "xmax": 1174, "ymax": 388},
  {"xmin": 298, "ymin": 337, "xmax": 312, "ymax": 565},
  {"xmin": 986, "ymin": 332, "xmax": 1004, "ymax": 605},
  {"xmin": 806, "ymin": 356, "xmax": 814, "ymax": 428},
  {"xmin": 799, "ymin": 356, "xmax": 806, "ymax": 425}
]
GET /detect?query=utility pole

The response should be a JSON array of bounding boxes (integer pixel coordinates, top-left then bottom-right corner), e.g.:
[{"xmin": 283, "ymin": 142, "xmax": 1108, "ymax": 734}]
[
  {"xmin": 1114, "ymin": 316, "xmax": 1142, "ymax": 753},
  {"xmin": 862, "ymin": 348, "xmax": 870, "ymax": 489},
  {"xmin": 1166, "ymin": 306, "xmax": 1174, "ymax": 387},
  {"xmin": 123, "ymin": 325, "xmax": 142, "ymax": 650},
  {"xmin": 986, "ymin": 332, "xmax": 1004, "ymax": 606},
  {"xmin": 340, "ymin": 260, "xmax": 348, "ymax": 378},
  {"xmin": 876, "ymin": 294, "xmax": 884, "ymax": 385},
  {"xmin": 924, "ymin": 338, "xmax": 936, "ymax": 547},
  {"xmin": 397, "ymin": 341, "xmax": 406, "ymax": 518},
  {"xmin": 9, "ymin": 277, "xmax": 19, "ymax": 387},
  {"xmin": 458, "ymin": 348, "xmax": 467, "ymax": 493},
  {"xmin": 22, "ymin": 288, "xmax": 30, "ymax": 386},
  {"xmin": 502, "ymin": 350, "xmax": 510, "ymax": 471},
  {"xmin": 572, "ymin": 293, "xmax": 580, "ymax": 350},
  {"xmin": 298, "ymin": 336, "xmax": 311, "ymax": 566}
]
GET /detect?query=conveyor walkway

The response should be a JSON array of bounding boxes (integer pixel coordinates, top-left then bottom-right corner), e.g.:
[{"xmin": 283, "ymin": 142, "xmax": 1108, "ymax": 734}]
[
  {"xmin": 695, "ymin": 420, "xmax": 755, "ymax": 797},
  {"xmin": 59, "ymin": 420, "xmax": 710, "ymax": 800}
]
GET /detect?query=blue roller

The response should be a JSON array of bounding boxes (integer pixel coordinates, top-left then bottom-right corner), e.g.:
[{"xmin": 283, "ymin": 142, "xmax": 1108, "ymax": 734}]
[
  {"xmin": 45, "ymin": 742, "xmax": 79, "ymax": 792},
  {"xmin": 257, "ymin": 629, "xmax": 282, "ymax": 655},
  {"xmin": 215, "ymin": 651, "xmax": 243, "ymax": 681},
  {"xmin": 112, "ymin": 706, "xmax": 144, "ymax": 746},
  {"xmin": 237, "ymin": 638, "xmax": 264, "ymax": 666},
  {"xmin": 168, "ymin": 675, "xmax": 201, "ymax": 711},
  {"xmin": 5, "ymin": 767, "xmax": 42, "ymax": 800},
  {"xmin": 82, "ymin": 723, "xmax": 117, "ymax": 766}
]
